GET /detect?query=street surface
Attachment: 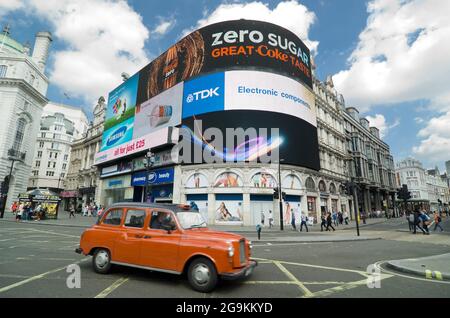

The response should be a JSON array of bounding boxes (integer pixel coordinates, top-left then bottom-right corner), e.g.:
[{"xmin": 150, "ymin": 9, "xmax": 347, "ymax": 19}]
[{"xmin": 0, "ymin": 218, "xmax": 449, "ymax": 298}]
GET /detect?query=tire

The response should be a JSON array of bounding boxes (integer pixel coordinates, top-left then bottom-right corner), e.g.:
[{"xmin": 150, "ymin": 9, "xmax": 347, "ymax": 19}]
[
  {"xmin": 92, "ymin": 248, "xmax": 112, "ymax": 274},
  {"xmin": 187, "ymin": 257, "xmax": 218, "ymax": 293}
]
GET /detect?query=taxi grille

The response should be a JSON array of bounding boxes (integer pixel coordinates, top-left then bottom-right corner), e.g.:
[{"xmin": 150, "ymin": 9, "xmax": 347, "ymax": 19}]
[{"xmin": 239, "ymin": 240, "xmax": 246, "ymax": 264}]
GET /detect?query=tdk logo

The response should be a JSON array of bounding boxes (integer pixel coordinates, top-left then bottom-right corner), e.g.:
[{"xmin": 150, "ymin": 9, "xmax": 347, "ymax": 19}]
[{"xmin": 186, "ymin": 87, "xmax": 220, "ymax": 103}]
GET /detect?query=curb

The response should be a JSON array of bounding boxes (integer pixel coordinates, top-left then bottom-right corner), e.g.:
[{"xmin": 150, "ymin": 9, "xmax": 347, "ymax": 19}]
[
  {"xmin": 385, "ymin": 261, "xmax": 450, "ymax": 281},
  {"xmin": 0, "ymin": 219, "xmax": 92, "ymax": 229},
  {"xmin": 250, "ymin": 237, "xmax": 382, "ymax": 244}
]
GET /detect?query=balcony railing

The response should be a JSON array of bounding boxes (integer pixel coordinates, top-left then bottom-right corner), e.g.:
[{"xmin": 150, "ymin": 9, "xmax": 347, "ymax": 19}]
[{"xmin": 7, "ymin": 148, "xmax": 26, "ymax": 161}]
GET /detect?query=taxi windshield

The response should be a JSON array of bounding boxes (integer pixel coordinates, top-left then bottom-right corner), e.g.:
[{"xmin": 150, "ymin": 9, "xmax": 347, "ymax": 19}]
[{"xmin": 177, "ymin": 212, "xmax": 207, "ymax": 229}]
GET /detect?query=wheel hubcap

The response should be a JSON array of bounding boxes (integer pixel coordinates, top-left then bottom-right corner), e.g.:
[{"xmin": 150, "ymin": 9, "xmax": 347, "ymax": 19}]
[
  {"xmin": 95, "ymin": 250, "xmax": 109, "ymax": 268},
  {"xmin": 193, "ymin": 264, "xmax": 210, "ymax": 285}
]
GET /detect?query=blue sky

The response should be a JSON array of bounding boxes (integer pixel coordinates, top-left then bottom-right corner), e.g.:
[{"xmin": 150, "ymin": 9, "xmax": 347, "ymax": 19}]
[{"xmin": 1, "ymin": 0, "xmax": 450, "ymax": 171}]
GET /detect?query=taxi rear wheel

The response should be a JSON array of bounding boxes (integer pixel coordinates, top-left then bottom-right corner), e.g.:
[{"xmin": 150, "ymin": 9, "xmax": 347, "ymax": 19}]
[
  {"xmin": 93, "ymin": 248, "xmax": 111, "ymax": 274},
  {"xmin": 187, "ymin": 257, "xmax": 218, "ymax": 293}
]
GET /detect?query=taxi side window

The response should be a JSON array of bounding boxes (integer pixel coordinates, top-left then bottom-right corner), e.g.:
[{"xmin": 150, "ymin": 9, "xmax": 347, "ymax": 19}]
[
  {"xmin": 102, "ymin": 209, "xmax": 123, "ymax": 226},
  {"xmin": 124, "ymin": 209, "xmax": 146, "ymax": 228},
  {"xmin": 149, "ymin": 211, "xmax": 176, "ymax": 230}
]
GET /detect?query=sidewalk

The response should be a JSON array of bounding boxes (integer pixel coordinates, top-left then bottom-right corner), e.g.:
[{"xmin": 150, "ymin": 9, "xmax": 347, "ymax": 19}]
[
  {"xmin": 386, "ymin": 253, "xmax": 450, "ymax": 281},
  {"xmin": 1, "ymin": 210, "xmax": 389, "ymax": 232}
]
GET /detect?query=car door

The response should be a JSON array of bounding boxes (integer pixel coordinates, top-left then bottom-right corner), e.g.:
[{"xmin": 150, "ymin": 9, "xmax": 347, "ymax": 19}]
[
  {"xmin": 113, "ymin": 208, "xmax": 148, "ymax": 265},
  {"xmin": 139, "ymin": 209, "xmax": 181, "ymax": 272}
]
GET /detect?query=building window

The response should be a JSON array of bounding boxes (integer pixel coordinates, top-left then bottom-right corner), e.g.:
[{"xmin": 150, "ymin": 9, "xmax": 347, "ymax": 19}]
[
  {"xmin": 53, "ymin": 162, "xmax": 56, "ymax": 168},
  {"xmin": 30, "ymin": 74, "xmax": 35, "ymax": 86},
  {"xmin": 47, "ymin": 161, "xmax": 51, "ymax": 168},
  {"xmin": 62, "ymin": 163, "xmax": 67, "ymax": 170},
  {"xmin": 35, "ymin": 161, "xmax": 40, "ymax": 167},
  {"xmin": 12, "ymin": 118, "xmax": 27, "ymax": 151},
  {"xmin": 32, "ymin": 170, "xmax": 39, "ymax": 176},
  {"xmin": 41, "ymin": 132, "xmax": 46, "ymax": 138},
  {"xmin": 39, "ymin": 141, "xmax": 44, "ymax": 148},
  {"xmin": 0, "ymin": 65, "xmax": 7, "ymax": 78},
  {"xmin": 306, "ymin": 177, "xmax": 316, "ymax": 192},
  {"xmin": 60, "ymin": 173, "xmax": 65, "ymax": 178},
  {"xmin": 46, "ymin": 171, "xmax": 55, "ymax": 177},
  {"xmin": 37, "ymin": 151, "xmax": 42, "ymax": 158},
  {"xmin": 64, "ymin": 154, "xmax": 68, "ymax": 161},
  {"xmin": 55, "ymin": 153, "xmax": 58, "ymax": 159}
]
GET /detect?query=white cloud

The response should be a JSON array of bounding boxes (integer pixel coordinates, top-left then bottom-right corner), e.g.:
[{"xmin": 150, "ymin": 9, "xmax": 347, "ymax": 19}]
[
  {"xmin": 365, "ymin": 114, "xmax": 399, "ymax": 138},
  {"xmin": 185, "ymin": 1, "xmax": 319, "ymax": 53},
  {"xmin": 152, "ymin": 20, "xmax": 174, "ymax": 36},
  {"xmin": 333, "ymin": 0, "xmax": 450, "ymax": 112},
  {"xmin": 23, "ymin": 0, "xmax": 150, "ymax": 104},
  {"xmin": 0, "ymin": 0, "xmax": 23, "ymax": 17}
]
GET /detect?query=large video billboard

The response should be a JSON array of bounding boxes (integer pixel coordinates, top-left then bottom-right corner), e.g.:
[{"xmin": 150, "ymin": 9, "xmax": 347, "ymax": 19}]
[{"xmin": 136, "ymin": 19, "xmax": 312, "ymax": 104}]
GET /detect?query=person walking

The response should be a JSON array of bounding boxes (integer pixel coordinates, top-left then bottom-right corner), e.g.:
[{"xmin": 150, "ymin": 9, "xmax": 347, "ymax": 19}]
[
  {"xmin": 69, "ymin": 204, "xmax": 75, "ymax": 218},
  {"xmin": 332, "ymin": 211, "xmax": 338, "ymax": 227},
  {"xmin": 407, "ymin": 212, "xmax": 414, "ymax": 232},
  {"xmin": 268, "ymin": 210, "xmax": 274, "ymax": 229},
  {"xmin": 343, "ymin": 211, "xmax": 349, "ymax": 225},
  {"xmin": 320, "ymin": 214, "xmax": 327, "ymax": 231},
  {"xmin": 82, "ymin": 204, "xmax": 88, "ymax": 217},
  {"xmin": 338, "ymin": 212, "xmax": 343, "ymax": 225},
  {"xmin": 261, "ymin": 211, "xmax": 265, "ymax": 227},
  {"xmin": 299, "ymin": 213, "xmax": 309, "ymax": 232},
  {"xmin": 419, "ymin": 210, "xmax": 430, "ymax": 235},
  {"xmin": 412, "ymin": 210, "xmax": 425, "ymax": 234},
  {"xmin": 16, "ymin": 202, "xmax": 24, "ymax": 222},
  {"xmin": 326, "ymin": 212, "xmax": 335, "ymax": 231},
  {"xmin": 291, "ymin": 212, "xmax": 297, "ymax": 230},
  {"xmin": 433, "ymin": 212, "xmax": 444, "ymax": 232}
]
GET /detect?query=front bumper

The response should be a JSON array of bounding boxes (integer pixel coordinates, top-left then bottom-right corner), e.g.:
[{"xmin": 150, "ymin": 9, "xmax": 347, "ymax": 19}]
[{"xmin": 221, "ymin": 260, "xmax": 258, "ymax": 280}]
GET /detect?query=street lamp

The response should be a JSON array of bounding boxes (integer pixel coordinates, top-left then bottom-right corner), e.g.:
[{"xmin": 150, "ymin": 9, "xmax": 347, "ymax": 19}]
[
  {"xmin": 0, "ymin": 149, "xmax": 26, "ymax": 218},
  {"xmin": 278, "ymin": 158, "xmax": 284, "ymax": 230},
  {"xmin": 143, "ymin": 150, "xmax": 155, "ymax": 203},
  {"xmin": 345, "ymin": 179, "xmax": 360, "ymax": 237}
]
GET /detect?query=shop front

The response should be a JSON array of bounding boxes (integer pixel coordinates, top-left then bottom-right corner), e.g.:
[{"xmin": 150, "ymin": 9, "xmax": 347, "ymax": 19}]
[
  {"xmin": 18, "ymin": 189, "xmax": 61, "ymax": 219},
  {"xmin": 186, "ymin": 194, "xmax": 208, "ymax": 223},
  {"xmin": 131, "ymin": 167, "xmax": 174, "ymax": 203},
  {"xmin": 215, "ymin": 194, "xmax": 244, "ymax": 225},
  {"xmin": 307, "ymin": 196, "xmax": 317, "ymax": 221},
  {"xmin": 102, "ymin": 175, "xmax": 133, "ymax": 206}
]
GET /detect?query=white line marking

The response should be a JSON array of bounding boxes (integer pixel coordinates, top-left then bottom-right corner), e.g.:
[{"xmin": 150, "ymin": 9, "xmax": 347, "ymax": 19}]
[
  {"xmin": 94, "ymin": 277, "xmax": 129, "ymax": 298},
  {"xmin": 0, "ymin": 258, "xmax": 89, "ymax": 294}
]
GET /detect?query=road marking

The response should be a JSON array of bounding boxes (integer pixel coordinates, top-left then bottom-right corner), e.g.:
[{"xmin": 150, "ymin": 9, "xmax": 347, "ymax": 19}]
[
  {"xmin": 28, "ymin": 228, "xmax": 80, "ymax": 238},
  {"xmin": 0, "ymin": 238, "xmax": 15, "ymax": 242},
  {"xmin": 303, "ymin": 278, "xmax": 368, "ymax": 298},
  {"xmin": 0, "ymin": 258, "xmax": 89, "ymax": 294},
  {"xmin": 273, "ymin": 261, "xmax": 313, "ymax": 297},
  {"xmin": 243, "ymin": 281, "xmax": 297, "ymax": 285},
  {"xmin": 425, "ymin": 270, "xmax": 432, "ymax": 279},
  {"xmin": 374, "ymin": 261, "xmax": 450, "ymax": 285},
  {"xmin": 94, "ymin": 277, "xmax": 129, "ymax": 298}
]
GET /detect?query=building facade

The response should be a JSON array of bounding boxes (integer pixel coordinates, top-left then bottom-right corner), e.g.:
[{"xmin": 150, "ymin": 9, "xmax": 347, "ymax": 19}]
[
  {"xmin": 63, "ymin": 97, "xmax": 105, "ymax": 210},
  {"xmin": 343, "ymin": 106, "xmax": 397, "ymax": 217},
  {"xmin": 396, "ymin": 158, "xmax": 450, "ymax": 212},
  {"xmin": 0, "ymin": 27, "xmax": 52, "ymax": 214},
  {"xmin": 27, "ymin": 103, "xmax": 89, "ymax": 192}
]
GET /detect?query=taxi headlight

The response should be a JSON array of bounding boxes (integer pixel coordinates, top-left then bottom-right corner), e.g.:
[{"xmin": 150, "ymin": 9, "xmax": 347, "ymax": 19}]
[
  {"xmin": 227, "ymin": 246, "xmax": 234, "ymax": 257},
  {"xmin": 248, "ymin": 240, "xmax": 253, "ymax": 250}
]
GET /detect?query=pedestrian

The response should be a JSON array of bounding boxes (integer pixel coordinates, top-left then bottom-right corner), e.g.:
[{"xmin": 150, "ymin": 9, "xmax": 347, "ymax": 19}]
[
  {"xmin": 320, "ymin": 214, "xmax": 327, "ymax": 231},
  {"xmin": 256, "ymin": 224, "xmax": 262, "ymax": 240},
  {"xmin": 332, "ymin": 211, "xmax": 338, "ymax": 226},
  {"xmin": 88, "ymin": 204, "xmax": 93, "ymax": 217},
  {"xmin": 433, "ymin": 212, "xmax": 444, "ymax": 232},
  {"xmin": 261, "ymin": 211, "xmax": 265, "ymax": 227},
  {"xmin": 412, "ymin": 210, "xmax": 425, "ymax": 234},
  {"xmin": 10, "ymin": 201, "xmax": 18, "ymax": 215},
  {"xmin": 419, "ymin": 210, "xmax": 430, "ymax": 235},
  {"xmin": 268, "ymin": 210, "xmax": 274, "ymax": 229},
  {"xmin": 361, "ymin": 211, "xmax": 367, "ymax": 224},
  {"xmin": 16, "ymin": 202, "xmax": 24, "ymax": 222},
  {"xmin": 299, "ymin": 213, "xmax": 309, "ymax": 232},
  {"xmin": 82, "ymin": 204, "xmax": 88, "ymax": 217},
  {"xmin": 326, "ymin": 212, "xmax": 335, "ymax": 231},
  {"xmin": 407, "ymin": 212, "xmax": 414, "ymax": 232},
  {"xmin": 291, "ymin": 211, "xmax": 297, "ymax": 230},
  {"xmin": 343, "ymin": 211, "xmax": 349, "ymax": 225},
  {"xmin": 338, "ymin": 211, "xmax": 343, "ymax": 225},
  {"xmin": 69, "ymin": 204, "xmax": 75, "ymax": 218}
]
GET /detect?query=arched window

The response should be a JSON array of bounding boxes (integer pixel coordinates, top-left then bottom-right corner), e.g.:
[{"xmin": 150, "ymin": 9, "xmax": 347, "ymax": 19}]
[
  {"xmin": 305, "ymin": 177, "xmax": 315, "ymax": 191},
  {"xmin": 318, "ymin": 180, "xmax": 327, "ymax": 192},
  {"xmin": 12, "ymin": 118, "xmax": 27, "ymax": 151},
  {"xmin": 329, "ymin": 183, "xmax": 336, "ymax": 194}
]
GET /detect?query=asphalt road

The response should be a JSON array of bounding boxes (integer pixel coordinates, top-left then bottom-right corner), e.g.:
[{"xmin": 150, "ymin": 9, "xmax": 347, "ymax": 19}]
[{"xmin": 0, "ymin": 220, "xmax": 449, "ymax": 298}]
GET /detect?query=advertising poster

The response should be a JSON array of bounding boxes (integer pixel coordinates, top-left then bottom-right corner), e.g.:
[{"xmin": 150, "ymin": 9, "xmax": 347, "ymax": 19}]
[
  {"xmin": 284, "ymin": 200, "xmax": 301, "ymax": 226},
  {"xmin": 133, "ymin": 82, "xmax": 183, "ymax": 139},
  {"xmin": 215, "ymin": 201, "xmax": 243, "ymax": 223},
  {"xmin": 224, "ymin": 70, "xmax": 316, "ymax": 126},
  {"xmin": 282, "ymin": 174, "xmax": 302, "ymax": 189},
  {"xmin": 185, "ymin": 173, "xmax": 209, "ymax": 188},
  {"xmin": 100, "ymin": 116, "xmax": 134, "ymax": 151},
  {"xmin": 137, "ymin": 19, "xmax": 312, "ymax": 105},
  {"xmin": 251, "ymin": 172, "xmax": 277, "ymax": 188},
  {"xmin": 214, "ymin": 172, "xmax": 243, "ymax": 187},
  {"xmin": 104, "ymin": 73, "xmax": 139, "ymax": 131},
  {"xmin": 181, "ymin": 110, "xmax": 320, "ymax": 170}
]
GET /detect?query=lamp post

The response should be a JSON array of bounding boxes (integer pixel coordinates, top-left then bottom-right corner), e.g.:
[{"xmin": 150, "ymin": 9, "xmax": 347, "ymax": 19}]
[
  {"xmin": 0, "ymin": 159, "xmax": 15, "ymax": 218},
  {"xmin": 278, "ymin": 158, "xmax": 284, "ymax": 230},
  {"xmin": 348, "ymin": 179, "xmax": 360, "ymax": 237},
  {"xmin": 143, "ymin": 151, "xmax": 155, "ymax": 203}
]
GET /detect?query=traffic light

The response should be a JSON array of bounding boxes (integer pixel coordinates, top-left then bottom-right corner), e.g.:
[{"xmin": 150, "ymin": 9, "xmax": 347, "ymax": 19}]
[
  {"xmin": 281, "ymin": 192, "xmax": 286, "ymax": 201},
  {"xmin": 273, "ymin": 188, "xmax": 279, "ymax": 199},
  {"xmin": 397, "ymin": 184, "xmax": 411, "ymax": 202}
]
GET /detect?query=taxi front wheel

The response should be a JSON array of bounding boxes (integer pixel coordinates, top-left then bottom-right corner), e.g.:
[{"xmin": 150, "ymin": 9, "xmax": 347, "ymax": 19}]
[
  {"xmin": 187, "ymin": 257, "xmax": 218, "ymax": 293},
  {"xmin": 93, "ymin": 248, "xmax": 112, "ymax": 274}
]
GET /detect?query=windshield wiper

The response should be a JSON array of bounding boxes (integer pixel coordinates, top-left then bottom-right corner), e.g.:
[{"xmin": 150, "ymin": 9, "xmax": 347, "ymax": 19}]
[{"xmin": 186, "ymin": 222, "xmax": 206, "ymax": 229}]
